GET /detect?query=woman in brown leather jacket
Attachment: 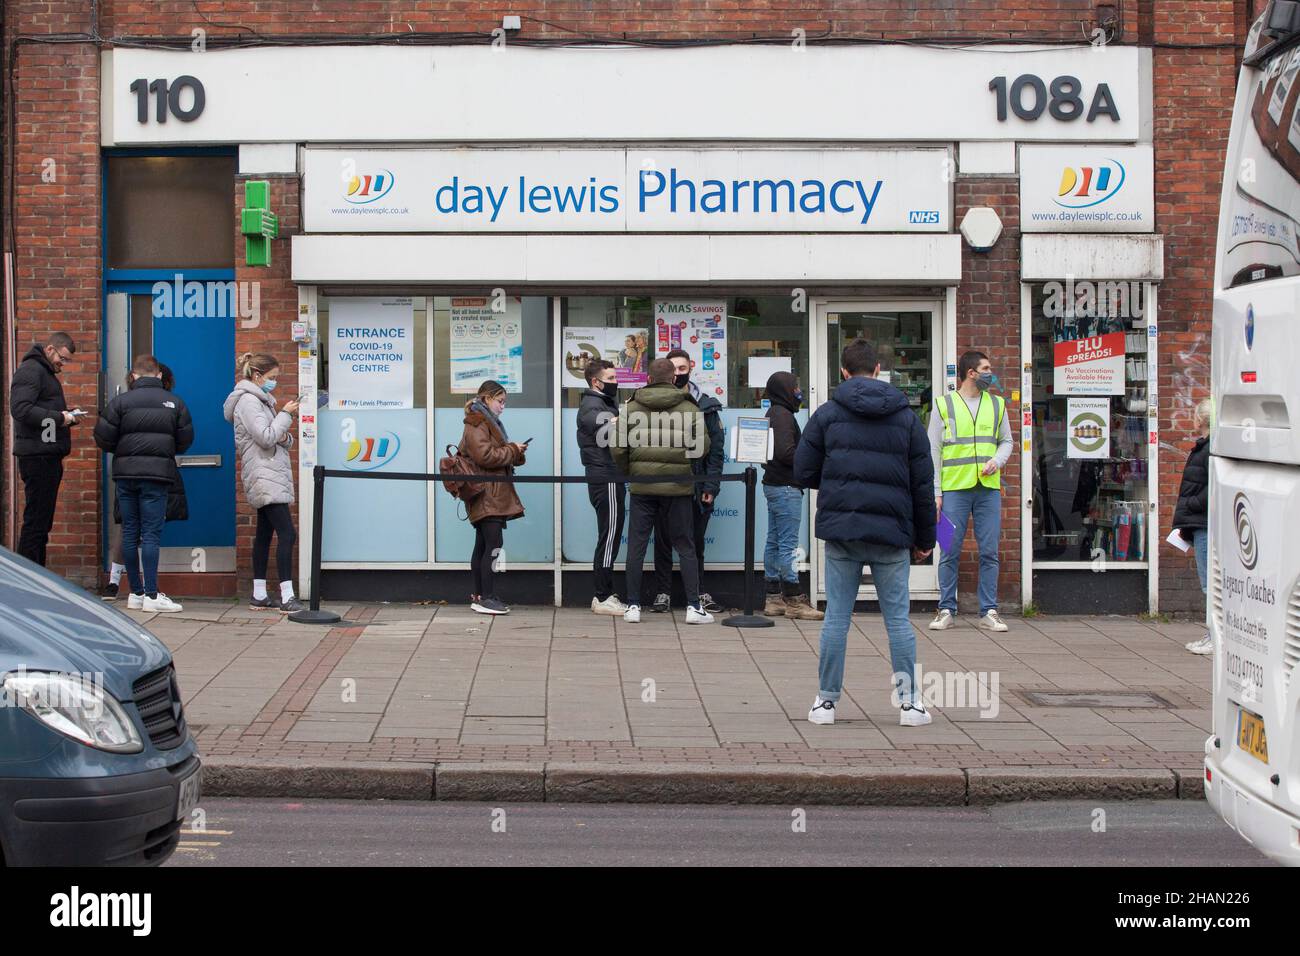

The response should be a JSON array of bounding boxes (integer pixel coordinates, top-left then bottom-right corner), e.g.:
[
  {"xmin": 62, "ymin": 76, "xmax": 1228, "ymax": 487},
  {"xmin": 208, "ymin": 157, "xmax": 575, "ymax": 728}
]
[{"xmin": 460, "ymin": 380, "xmax": 527, "ymax": 615}]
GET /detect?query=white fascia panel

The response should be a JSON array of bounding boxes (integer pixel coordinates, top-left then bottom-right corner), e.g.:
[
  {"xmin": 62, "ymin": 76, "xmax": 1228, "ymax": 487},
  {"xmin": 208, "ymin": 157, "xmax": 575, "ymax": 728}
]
[
  {"xmin": 1021, "ymin": 233, "xmax": 1165, "ymax": 281},
  {"xmin": 291, "ymin": 233, "xmax": 963, "ymax": 284}
]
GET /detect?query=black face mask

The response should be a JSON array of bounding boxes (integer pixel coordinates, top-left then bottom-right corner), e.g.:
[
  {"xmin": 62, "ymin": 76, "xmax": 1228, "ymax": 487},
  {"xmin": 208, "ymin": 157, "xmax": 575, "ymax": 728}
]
[
  {"xmin": 600, "ymin": 379, "xmax": 619, "ymax": 399},
  {"xmin": 674, "ymin": 373, "xmax": 690, "ymax": 389}
]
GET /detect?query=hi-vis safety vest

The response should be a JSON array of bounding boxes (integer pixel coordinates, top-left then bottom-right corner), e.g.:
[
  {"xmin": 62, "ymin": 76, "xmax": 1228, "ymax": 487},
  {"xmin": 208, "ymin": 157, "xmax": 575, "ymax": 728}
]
[{"xmin": 937, "ymin": 392, "xmax": 1005, "ymax": 491}]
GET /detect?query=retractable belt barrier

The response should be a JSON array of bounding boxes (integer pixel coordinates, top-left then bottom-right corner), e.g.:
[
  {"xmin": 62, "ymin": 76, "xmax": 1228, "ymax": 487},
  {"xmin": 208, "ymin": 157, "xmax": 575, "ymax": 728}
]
[{"xmin": 290, "ymin": 465, "xmax": 774, "ymax": 629}]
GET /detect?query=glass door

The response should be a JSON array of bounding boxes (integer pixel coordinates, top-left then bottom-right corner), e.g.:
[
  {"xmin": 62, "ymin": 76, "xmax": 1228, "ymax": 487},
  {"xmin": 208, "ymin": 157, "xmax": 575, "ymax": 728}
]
[{"xmin": 812, "ymin": 301, "xmax": 943, "ymax": 599}]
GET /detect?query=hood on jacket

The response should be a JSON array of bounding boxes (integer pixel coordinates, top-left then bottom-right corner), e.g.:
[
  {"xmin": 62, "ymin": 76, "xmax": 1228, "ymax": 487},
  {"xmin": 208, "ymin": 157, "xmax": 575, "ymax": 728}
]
[
  {"xmin": 20, "ymin": 343, "xmax": 56, "ymax": 376},
  {"xmin": 830, "ymin": 375, "xmax": 910, "ymax": 419},
  {"xmin": 691, "ymin": 387, "xmax": 722, "ymax": 413},
  {"xmin": 633, "ymin": 382, "xmax": 694, "ymax": 411},
  {"xmin": 764, "ymin": 371, "xmax": 800, "ymax": 412},
  {"xmin": 223, "ymin": 379, "xmax": 271, "ymax": 423}
]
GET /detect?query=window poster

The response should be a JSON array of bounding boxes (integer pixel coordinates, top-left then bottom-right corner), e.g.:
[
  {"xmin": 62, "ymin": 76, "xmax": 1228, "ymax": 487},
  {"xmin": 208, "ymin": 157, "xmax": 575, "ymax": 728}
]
[
  {"xmin": 561, "ymin": 327, "xmax": 650, "ymax": 389},
  {"xmin": 653, "ymin": 300, "xmax": 728, "ymax": 404},
  {"xmin": 1066, "ymin": 397, "xmax": 1111, "ymax": 459},
  {"xmin": 1053, "ymin": 332, "xmax": 1126, "ymax": 396},
  {"xmin": 449, "ymin": 297, "xmax": 523, "ymax": 393},
  {"xmin": 328, "ymin": 297, "xmax": 414, "ymax": 410}
]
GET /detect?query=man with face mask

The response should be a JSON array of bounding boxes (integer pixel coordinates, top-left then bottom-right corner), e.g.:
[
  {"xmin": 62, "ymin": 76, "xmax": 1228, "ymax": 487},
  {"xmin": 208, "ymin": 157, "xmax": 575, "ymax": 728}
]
[
  {"xmin": 8, "ymin": 332, "xmax": 80, "ymax": 566},
  {"xmin": 928, "ymin": 349, "xmax": 1013, "ymax": 633},
  {"xmin": 650, "ymin": 349, "xmax": 725, "ymax": 614},
  {"xmin": 577, "ymin": 359, "xmax": 628, "ymax": 616}
]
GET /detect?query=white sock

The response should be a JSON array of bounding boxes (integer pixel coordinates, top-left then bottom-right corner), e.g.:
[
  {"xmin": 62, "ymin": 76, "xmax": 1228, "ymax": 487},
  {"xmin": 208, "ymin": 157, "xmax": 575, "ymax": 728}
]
[
  {"xmin": 280, "ymin": 581, "xmax": 295, "ymax": 602},
  {"xmin": 253, "ymin": 579, "xmax": 268, "ymax": 600},
  {"xmin": 109, "ymin": 563, "xmax": 125, "ymax": 585}
]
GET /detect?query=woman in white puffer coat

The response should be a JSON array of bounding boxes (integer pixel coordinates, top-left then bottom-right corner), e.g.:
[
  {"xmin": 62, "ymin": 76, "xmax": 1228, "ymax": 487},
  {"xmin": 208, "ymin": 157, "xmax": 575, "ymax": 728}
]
[{"xmin": 223, "ymin": 352, "xmax": 302, "ymax": 612}]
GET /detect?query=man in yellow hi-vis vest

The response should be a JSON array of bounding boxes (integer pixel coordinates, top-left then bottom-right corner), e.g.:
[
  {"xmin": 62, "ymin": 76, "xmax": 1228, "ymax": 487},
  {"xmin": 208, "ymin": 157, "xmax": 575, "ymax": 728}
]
[{"xmin": 927, "ymin": 351, "xmax": 1013, "ymax": 632}]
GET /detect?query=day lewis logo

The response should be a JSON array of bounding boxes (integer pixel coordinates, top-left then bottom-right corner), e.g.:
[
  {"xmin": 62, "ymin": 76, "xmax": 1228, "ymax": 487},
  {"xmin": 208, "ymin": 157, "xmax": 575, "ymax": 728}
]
[
  {"xmin": 345, "ymin": 171, "xmax": 395, "ymax": 205},
  {"xmin": 344, "ymin": 433, "xmax": 401, "ymax": 471},
  {"xmin": 1055, "ymin": 158, "xmax": 1126, "ymax": 209}
]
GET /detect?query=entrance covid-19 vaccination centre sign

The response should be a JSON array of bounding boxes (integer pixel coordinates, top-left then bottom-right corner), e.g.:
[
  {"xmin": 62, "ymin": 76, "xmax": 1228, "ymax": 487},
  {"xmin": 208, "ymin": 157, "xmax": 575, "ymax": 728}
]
[{"xmin": 302, "ymin": 148, "xmax": 953, "ymax": 233}]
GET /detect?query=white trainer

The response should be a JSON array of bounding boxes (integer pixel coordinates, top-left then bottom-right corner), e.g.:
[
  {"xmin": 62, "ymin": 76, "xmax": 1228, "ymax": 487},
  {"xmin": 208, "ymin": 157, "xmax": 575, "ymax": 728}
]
[
  {"xmin": 1185, "ymin": 635, "xmax": 1213, "ymax": 656},
  {"xmin": 899, "ymin": 702, "xmax": 933, "ymax": 726},
  {"xmin": 127, "ymin": 592, "xmax": 144, "ymax": 611},
  {"xmin": 685, "ymin": 605, "xmax": 714, "ymax": 625},
  {"xmin": 807, "ymin": 696, "xmax": 836, "ymax": 725},
  {"xmin": 592, "ymin": 595, "xmax": 628, "ymax": 616},
  {"xmin": 143, "ymin": 593, "xmax": 183, "ymax": 614},
  {"xmin": 929, "ymin": 608, "xmax": 954, "ymax": 630},
  {"xmin": 979, "ymin": 610, "xmax": 1009, "ymax": 632},
  {"xmin": 623, "ymin": 604, "xmax": 641, "ymax": 623}
]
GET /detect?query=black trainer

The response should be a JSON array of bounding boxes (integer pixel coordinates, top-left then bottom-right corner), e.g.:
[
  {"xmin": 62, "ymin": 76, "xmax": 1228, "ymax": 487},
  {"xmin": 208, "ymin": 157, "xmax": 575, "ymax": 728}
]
[
  {"xmin": 100, "ymin": 581, "xmax": 119, "ymax": 602},
  {"xmin": 279, "ymin": 597, "xmax": 304, "ymax": 614},
  {"xmin": 250, "ymin": 595, "xmax": 280, "ymax": 610},
  {"xmin": 471, "ymin": 596, "xmax": 510, "ymax": 615},
  {"xmin": 652, "ymin": 592, "xmax": 671, "ymax": 613}
]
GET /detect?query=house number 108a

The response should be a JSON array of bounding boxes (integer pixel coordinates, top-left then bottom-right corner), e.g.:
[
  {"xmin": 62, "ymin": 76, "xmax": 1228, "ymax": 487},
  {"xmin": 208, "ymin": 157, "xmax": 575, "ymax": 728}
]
[
  {"xmin": 129, "ymin": 76, "xmax": 206, "ymax": 123},
  {"xmin": 988, "ymin": 74, "xmax": 1120, "ymax": 123}
]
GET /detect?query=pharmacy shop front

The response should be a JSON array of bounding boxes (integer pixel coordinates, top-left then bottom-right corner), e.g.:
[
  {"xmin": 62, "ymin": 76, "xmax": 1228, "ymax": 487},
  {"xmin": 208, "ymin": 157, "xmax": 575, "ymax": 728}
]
[
  {"xmin": 291, "ymin": 146, "xmax": 963, "ymax": 606},
  {"xmin": 96, "ymin": 43, "xmax": 1150, "ymax": 608}
]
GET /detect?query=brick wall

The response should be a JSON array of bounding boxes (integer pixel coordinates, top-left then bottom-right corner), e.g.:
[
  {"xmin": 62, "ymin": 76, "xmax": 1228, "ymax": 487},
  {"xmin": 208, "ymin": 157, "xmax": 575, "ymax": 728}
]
[
  {"xmin": 4, "ymin": 1, "xmax": 102, "ymax": 585},
  {"xmin": 232, "ymin": 175, "xmax": 301, "ymax": 594},
  {"xmin": 1150, "ymin": 0, "xmax": 1241, "ymax": 613},
  {"xmin": 954, "ymin": 177, "xmax": 1023, "ymax": 610}
]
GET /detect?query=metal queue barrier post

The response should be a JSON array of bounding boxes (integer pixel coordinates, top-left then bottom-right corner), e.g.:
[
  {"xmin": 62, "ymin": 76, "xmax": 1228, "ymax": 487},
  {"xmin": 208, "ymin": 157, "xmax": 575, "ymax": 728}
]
[
  {"xmin": 288, "ymin": 466, "xmax": 343, "ymax": 624},
  {"xmin": 289, "ymin": 465, "xmax": 775, "ymax": 628},
  {"xmin": 720, "ymin": 465, "xmax": 775, "ymax": 629}
]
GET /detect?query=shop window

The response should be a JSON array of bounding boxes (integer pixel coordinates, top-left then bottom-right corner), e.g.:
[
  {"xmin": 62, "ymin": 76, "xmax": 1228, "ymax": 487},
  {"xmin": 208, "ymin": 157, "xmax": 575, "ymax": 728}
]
[
  {"xmin": 1029, "ymin": 281, "xmax": 1151, "ymax": 565},
  {"xmin": 559, "ymin": 294, "xmax": 809, "ymax": 565},
  {"xmin": 317, "ymin": 295, "xmax": 429, "ymax": 563},
  {"xmin": 433, "ymin": 296, "xmax": 554, "ymax": 563},
  {"xmin": 106, "ymin": 155, "xmax": 235, "ymax": 270}
]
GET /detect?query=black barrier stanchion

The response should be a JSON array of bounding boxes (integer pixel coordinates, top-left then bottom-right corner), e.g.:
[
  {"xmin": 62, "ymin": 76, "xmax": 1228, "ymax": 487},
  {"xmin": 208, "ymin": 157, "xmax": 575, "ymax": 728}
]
[
  {"xmin": 288, "ymin": 465, "xmax": 343, "ymax": 625},
  {"xmin": 289, "ymin": 466, "xmax": 760, "ymax": 625},
  {"xmin": 722, "ymin": 465, "xmax": 775, "ymax": 629}
]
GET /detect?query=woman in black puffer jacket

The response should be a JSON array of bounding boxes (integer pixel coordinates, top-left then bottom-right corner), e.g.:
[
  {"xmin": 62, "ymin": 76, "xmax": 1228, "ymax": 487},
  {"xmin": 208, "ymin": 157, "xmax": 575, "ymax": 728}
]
[{"xmin": 1172, "ymin": 399, "xmax": 1211, "ymax": 655}]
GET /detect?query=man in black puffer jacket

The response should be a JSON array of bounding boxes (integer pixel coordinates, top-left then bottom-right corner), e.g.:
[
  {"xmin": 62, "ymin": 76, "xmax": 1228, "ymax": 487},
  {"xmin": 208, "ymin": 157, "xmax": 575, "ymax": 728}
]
[
  {"xmin": 9, "ymin": 333, "xmax": 80, "ymax": 566},
  {"xmin": 795, "ymin": 338, "xmax": 936, "ymax": 729},
  {"xmin": 94, "ymin": 354, "xmax": 194, "ymax": 613}
]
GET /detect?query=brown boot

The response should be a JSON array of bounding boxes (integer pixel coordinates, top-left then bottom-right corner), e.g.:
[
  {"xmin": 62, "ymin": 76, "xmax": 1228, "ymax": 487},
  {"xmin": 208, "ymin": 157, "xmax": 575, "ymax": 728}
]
[
  {"xmin": 763, "ymin": 580, "xmax": 786, "ymax": 617},
  {"xmin": 784, "ymin": 586, "xmax": 824, "ymax": 621}
]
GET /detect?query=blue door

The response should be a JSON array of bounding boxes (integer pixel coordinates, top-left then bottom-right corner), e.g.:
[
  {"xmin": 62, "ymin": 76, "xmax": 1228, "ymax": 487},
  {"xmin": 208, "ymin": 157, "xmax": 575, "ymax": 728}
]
[{"xmin": 104, "ymin": 278, "xmax": 237, "ymax": 572}]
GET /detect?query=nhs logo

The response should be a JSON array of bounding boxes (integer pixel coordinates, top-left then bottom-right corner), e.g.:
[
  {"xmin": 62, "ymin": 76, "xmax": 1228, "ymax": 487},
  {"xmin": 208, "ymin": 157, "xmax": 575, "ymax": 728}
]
[{"xmin": 908, "ymin": 210, "xmax": 941, "ymax": 224}]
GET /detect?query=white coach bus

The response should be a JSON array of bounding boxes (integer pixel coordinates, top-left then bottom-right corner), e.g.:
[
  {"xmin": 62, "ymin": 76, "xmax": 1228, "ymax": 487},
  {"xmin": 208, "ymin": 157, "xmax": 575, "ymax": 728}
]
[{"xmin": 1205, "ymin": 0, "xmax": 1300, "ymax": 866}]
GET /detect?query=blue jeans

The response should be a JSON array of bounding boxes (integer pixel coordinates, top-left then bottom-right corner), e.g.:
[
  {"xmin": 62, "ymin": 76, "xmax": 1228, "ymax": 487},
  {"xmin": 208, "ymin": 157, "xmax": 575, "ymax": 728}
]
[
  {"xmin": 938, "ymin": 485, "xmax": 1001, "ymax": 615},
  {"xmin": 763, "ymin": 485, "xmax": 802, "ymax": 585},
  {"xmin": 118, "ymin": 478, "xmax": 168, "ymax": 596},
  {"xmin": 1190, "ymin": 527, "xmax": 1209, "ymax": 634},
  {"xmin": 818, "ymin": 538, "xmax": 917, "ymax": 705}
]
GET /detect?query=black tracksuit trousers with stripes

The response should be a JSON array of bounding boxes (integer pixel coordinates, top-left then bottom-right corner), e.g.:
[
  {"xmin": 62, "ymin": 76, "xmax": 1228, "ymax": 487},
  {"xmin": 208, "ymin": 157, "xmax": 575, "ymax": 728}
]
[{"xmin": 588, "ymin": 481, "xmax": 627, "ymax": 602}]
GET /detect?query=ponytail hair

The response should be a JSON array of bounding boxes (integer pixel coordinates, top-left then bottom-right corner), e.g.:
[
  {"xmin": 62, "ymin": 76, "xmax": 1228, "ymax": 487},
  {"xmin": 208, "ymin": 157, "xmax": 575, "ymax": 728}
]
[
  {"xmin": 466, "ymin": 379, "xmax": 506, "ymax": 413},
  {"xmin": 239, "ymin": 352, "xmax": 278, "ymax": 380},
  {"xmin": 476, "ymin": 380, "xmax": 506, "ymax": 401}
]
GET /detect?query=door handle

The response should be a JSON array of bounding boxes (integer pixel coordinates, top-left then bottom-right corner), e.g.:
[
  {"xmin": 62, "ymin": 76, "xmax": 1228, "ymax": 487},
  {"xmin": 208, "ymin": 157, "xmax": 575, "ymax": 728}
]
[{"xmin": 176, "ymin": 454, "xmax": 221, "ymax": 468}]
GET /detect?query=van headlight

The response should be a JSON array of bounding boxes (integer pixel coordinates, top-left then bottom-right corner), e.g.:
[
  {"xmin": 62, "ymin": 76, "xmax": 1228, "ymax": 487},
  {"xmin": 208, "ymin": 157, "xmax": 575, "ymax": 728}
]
[{"xmin": 1, "ymin": 671, "xmax": 143, "ymax": 753}]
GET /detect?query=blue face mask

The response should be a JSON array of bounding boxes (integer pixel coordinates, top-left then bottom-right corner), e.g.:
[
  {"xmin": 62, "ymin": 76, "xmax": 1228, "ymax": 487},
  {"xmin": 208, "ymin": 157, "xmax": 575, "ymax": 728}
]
[
  {"xmin": 793, "ymin": 390, "xmax": 803, "ymax": 406},
  {"xmin": 261, "ymin": 379, "xmax": 278, "ymax": 394},
  {"xmin": 976, "ymin": 371, "xmax": 996, "ymax": 392}
]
